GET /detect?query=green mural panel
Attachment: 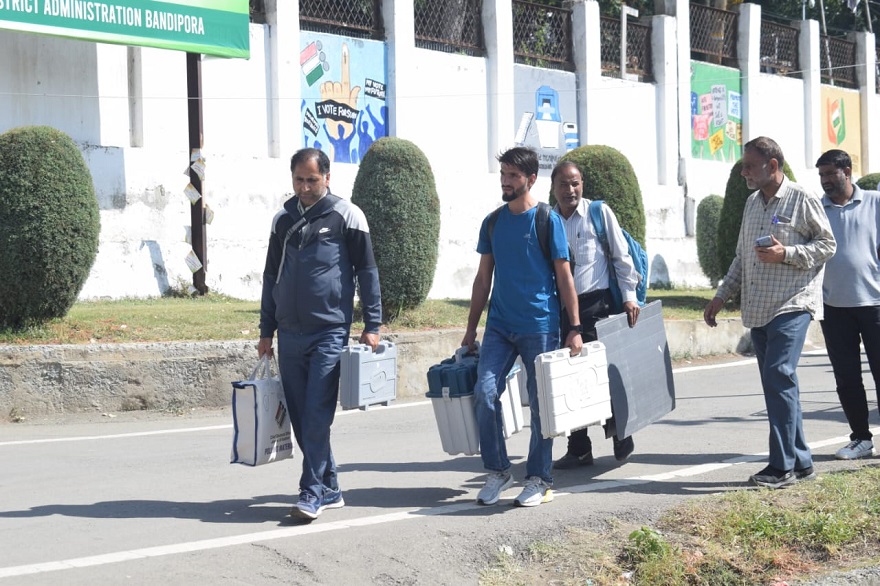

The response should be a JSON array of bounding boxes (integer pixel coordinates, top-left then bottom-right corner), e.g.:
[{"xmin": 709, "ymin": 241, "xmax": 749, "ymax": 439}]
[{"xmin": 690, "ymin": 61, "xmax": 742, "ymax": 163}]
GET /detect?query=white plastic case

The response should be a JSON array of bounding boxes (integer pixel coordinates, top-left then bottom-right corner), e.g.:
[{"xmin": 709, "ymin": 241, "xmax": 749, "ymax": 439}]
[{"xmin": 534, "ymin": 341, "xmax": 612, "ymax": 439}]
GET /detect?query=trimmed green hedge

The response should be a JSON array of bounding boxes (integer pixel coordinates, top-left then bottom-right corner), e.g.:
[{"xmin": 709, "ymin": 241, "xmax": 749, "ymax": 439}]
[
  {"xmin": 696, "ymin": 194, "xmax": 724, "ymax": 286},
  {"xmin": 856, "ymin": 173, "xmax": 880, "ymax": 191},
  {"xmin": 553, "ymin": 145, "xmax": 646, "ymax": 245},
  {"xmin": 351, "ymin": 137, "xmax": 440, "ymax": 321},
  {"xmin": 0, "ymin": 126, "xmax": 100, "ymax": 329}
]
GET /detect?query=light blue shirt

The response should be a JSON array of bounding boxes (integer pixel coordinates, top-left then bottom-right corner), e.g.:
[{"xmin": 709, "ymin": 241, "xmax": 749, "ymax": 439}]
[{"xmin": 822, "ymin": 185, "xmax": 880, "ymax": 307}]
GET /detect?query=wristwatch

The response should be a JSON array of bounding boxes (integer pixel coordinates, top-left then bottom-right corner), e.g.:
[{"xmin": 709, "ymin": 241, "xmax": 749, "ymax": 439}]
[{"xmin": 569, "ymin": 324, "xmax": 583, "ymax": 336}]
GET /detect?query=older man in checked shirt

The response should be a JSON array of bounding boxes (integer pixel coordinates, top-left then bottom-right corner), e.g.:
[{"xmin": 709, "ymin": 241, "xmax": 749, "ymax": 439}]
[{"xmin": 704, "ymin": 136, "xmax": 836, "ymax": 489}]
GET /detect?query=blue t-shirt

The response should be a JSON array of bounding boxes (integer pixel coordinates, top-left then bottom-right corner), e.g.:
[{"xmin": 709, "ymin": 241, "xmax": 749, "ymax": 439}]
[{"xmin": 477, "ymin": 205, "xmax": 570, "ymax": 333}]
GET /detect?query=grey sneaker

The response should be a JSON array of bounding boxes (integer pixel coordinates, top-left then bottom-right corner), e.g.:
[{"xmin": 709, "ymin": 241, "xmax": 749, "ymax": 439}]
[
  {"xmin": 835, "ymin": 439, "xmax": 875, "ymax": 460},
  {"xmin": 477, "ymin": 472, "xmax": 513, "ymax": 505},
  {"xmin": 513, "ymin": 477, "xmax": 554, "ymax": 507}
]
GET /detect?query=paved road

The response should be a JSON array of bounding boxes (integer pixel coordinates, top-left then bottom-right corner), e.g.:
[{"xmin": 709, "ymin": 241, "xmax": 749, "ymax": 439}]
[{"xmin": 0, "ymin": 350, "xmax": 875, "ymax": 585}]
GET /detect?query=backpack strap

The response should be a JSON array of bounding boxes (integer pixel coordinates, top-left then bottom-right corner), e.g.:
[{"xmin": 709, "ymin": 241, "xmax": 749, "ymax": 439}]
[
  {"xmin": 588, "ymin": 199, "xmax": 611, "ymax": 257},
  {"xmin": 534, "ymin": 202, "xmax": 552, "ymax": 262},
  {"xmin": 486, "ymin": 206, "xmax": 503, "ymax": 251}
]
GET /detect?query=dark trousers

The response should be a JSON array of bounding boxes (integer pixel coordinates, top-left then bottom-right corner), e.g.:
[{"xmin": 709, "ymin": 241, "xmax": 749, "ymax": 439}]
[
  {"xmin": 561, "ymin": 288, "xmax": 614, "ymax": 455},
  {"xmin": 820, "ymin": 304, "xmax": 880, "ymax": 441},
  {"xmin": 277, "ymin": 325, "xmax": 348, "ymax": 500}
]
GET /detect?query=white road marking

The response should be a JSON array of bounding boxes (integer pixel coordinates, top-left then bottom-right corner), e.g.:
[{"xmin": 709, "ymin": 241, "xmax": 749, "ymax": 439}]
[
  {"xmin": 0, "ymin": 350, "xmax": 848, "ymax": 579},
  {"xmin": 0, "ymin": 401, "xmax": 428, "ymax": 447},
  {"xmin": 1, "ymin": 428, "xmax": 869, "ymax": 580}
]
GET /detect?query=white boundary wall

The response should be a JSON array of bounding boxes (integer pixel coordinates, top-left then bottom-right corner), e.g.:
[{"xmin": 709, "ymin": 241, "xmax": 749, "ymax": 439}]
[{"xmin": 1, "ymin": 0, "xmax": 878, "ymax": 301}]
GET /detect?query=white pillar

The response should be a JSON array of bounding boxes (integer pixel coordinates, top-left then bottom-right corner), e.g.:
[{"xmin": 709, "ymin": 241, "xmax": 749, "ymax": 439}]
[
  {"xmin": 266, "ymin": 0, "xmax": 300, "ymax": 158},
  {"xmin": 737, "ymin": 3, "xmax": 760, "ymax": 145},
  {"xmin": 384, "ymin": 0, "xmax": 415, "ymax": 138},
  {"xmin": 95, "ymin": 43, "xmax": 130, "ymax": 147},
  {"xmin": 655, "ymin": 0, "xmax": 691, "ymax": 185},
  {"xmin": 652, "ymin": 15, "xmax": 677, "ymax": 185},
  {"xmin": 854, "ymin": 31, "xmax": 876, "ymax": 173},
  {"xmin": 127, "ymin": 47, "xmax": 143, "ymax": 147},
  {"xmin": 484, "ymin": 0, "xmax": 514, "ymax": 170},
  {"xmin": 800, "ymin": 19, "xmax": 821, "ymax": 168},
  {"xmin": 571, "ymin": 0, "xmax": 601, "ymax": 146}
]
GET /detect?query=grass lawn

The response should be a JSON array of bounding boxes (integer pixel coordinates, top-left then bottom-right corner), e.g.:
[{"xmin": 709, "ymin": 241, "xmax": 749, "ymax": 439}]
[{"xmin": 0, "ymin": 289, "xmax": 737, "ymax": 345}]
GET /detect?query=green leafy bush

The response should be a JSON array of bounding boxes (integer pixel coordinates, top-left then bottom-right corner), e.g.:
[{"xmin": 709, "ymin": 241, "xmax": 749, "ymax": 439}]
[
  {"xmin": 716, "ymin": 160, "xmax": 795, "ymax": 279},
  {"xmin": 351, "ymin": 137, "xmax": 440, "ymax": 321},
  {"xmin": 0, "ymin": 126, "xmax": 100, "ymax": 329},
  {"xmin": 696, "ymin": 194, "xmax": 724, "ymax": 286},
  {"xmin": 856, "ymin": 173, "xmax": 880, "ymax": 191},
  {"xmin": 553, "ymin": 145, "xmax": 646, "ymax": 245}
]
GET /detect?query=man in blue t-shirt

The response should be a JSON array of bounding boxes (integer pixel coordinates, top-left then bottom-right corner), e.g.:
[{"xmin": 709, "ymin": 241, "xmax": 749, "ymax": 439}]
[{"xmin": 462, "ymin": 147, "xmax": 583, "ymax": 508}]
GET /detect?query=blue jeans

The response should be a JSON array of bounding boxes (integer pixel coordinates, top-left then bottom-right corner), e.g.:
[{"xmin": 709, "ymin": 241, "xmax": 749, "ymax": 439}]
[
  {"xmin": 750, "ymin": 311, "xmax": 812, "ymax": 472},
  {"xmin": 474, "ymin": 324, "xmax": 558, "ymax": 483},
  {"xmin": 277, "ymin": 326, "xmax": 348, "ymax": 500}
]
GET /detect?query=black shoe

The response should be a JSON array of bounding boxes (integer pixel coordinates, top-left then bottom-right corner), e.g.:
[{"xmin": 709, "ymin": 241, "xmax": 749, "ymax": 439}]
[
  {"xmin": 749, "ymin": 465, "xmax": 795, "ymax": 489},
  {"xmin": 795, "ymin": 466, "xmax": 817, "ymax": 482},
  {"xmin": 553, "ymin": 451, "xmax": 594, "ymax": 469},
  {"xmin": 613, "ymin": 436, "xmax": 634, "ymax": 461}
]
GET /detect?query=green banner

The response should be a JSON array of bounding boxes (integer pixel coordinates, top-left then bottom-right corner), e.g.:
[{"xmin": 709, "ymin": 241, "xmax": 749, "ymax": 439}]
[{"xmin": 0, "ymin": 0, "xmax": 249, "ymax": 58}]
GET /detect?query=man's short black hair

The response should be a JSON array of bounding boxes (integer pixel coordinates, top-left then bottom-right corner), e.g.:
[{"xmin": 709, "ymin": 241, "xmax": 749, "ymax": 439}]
[
  {"xmin": 290, "ymin": 148, "xmax": 330, "ymax": 174},
  {"xmin": 497, "ymin": 147, "xmax": 539, "ymax": 177},
  {"xmin": 815, "ymin": 149, "xmax": 851, "ymax": 170},
  {"xmin": 550, "ymin": 160, "xmax": 581, "ymax": 183}
]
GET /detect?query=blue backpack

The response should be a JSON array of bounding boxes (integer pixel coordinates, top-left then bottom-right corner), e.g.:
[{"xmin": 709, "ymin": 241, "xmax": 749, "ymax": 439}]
[{"xmin": 588, "ymin": 200, "xmax": 648, "ymax": 314}]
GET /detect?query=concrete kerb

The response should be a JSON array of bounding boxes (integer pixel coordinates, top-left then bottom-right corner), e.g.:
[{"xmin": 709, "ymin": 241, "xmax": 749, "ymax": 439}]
[{"xmin": 0, "ymin": 319, "xmax": 825, "ymax": 417}]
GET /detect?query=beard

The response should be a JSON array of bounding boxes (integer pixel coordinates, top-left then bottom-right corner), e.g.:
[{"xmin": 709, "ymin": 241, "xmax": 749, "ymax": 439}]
[{"xmin": 501, "ymin": 186, "xmax": 525, "ymax": 202}]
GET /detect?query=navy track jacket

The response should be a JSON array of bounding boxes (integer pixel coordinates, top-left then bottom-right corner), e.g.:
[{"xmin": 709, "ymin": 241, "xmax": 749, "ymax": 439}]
[{"xmin": 259, "ymin": 191, "xmax": 382, "ymax": 338}]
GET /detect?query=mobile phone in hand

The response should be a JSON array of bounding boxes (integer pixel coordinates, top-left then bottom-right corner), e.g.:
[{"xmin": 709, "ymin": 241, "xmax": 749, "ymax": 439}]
[{"xmin": 755, "ymin": 235, "xmax": 773, "ymax": 247}]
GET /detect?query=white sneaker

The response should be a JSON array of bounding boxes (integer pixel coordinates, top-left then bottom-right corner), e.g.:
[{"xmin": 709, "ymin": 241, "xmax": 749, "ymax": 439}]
[
  {"xmin": 835, "ymin": 439, "xmax": 875, "ymax": 460},
  {"xmin": 477, "ymin": 472, "xmax": 513, "ymax": 505},
  {"xmin": 513, "ymin": 477, "xmax": 554, "ymax": 507}
]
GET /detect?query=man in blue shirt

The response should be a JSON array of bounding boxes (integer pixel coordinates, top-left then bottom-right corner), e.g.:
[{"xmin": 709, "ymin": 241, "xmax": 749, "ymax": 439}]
[
  {"xmin": 817, "ymin": 149, "xmax": 880, "ymax": 461},
  {"xmin": 462, "ymin": 147, "xmax": 583, "ymax": 507}
]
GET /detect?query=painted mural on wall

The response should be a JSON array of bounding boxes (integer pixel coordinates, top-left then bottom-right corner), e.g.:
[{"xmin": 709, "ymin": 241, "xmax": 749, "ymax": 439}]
[
  {"xmin": 690, "ymin": 62, "xmax": 742, "ymax": 163},
  {"xmin": 820, "ymin": 86, "xmax": 861, "ymax": 175},
  {"xmin": 299, "ymin": 32, "xmax": 387, "ymax": 164},
  {"xmin": 513, "ymin": 67, "xmax": 579, "ymax": 176}
]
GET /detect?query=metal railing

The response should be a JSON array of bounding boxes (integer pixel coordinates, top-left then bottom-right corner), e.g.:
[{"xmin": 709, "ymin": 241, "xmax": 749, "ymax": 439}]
[
  {"xmin": 600, "ymin": 16, "xmax": 653, "ymax": 82},
  {"xmin": 249, "ymin": 0, "xmax": 266, "ymax": 24},
  {"xmin": 876, "ymin": 44, "xmax": 880, "ymax": 94},
  {"xmin": 299, "ymin": 0, "xmax": 383, "ymax": 40},
  {"xmin": 690, "ymin": 3, "xmax": 738, "ymax": 66},
  {"xmin": 512, "ymin": 0, "xmax": 574, "ymax": 71},
  {"xmin": 760, "ymin": 20, "xmax": 800, "ymax": 78},
  {"xmin": 820, "ymin": 35, "xmax": 856, "ymax": 88},
  {"xmin": 414, "ymin": 0, "xmax": 485, "ymax": 56}
]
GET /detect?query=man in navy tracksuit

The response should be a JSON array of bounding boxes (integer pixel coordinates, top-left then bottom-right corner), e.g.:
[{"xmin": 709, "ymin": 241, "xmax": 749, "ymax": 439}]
[{"xmin": 258, "ymin": 148, "xmax": 382, "ymax": 520}]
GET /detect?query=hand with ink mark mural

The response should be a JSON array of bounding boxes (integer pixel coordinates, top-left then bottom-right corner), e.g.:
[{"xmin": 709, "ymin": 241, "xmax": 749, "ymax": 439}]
[{"xmin": 319, "ymin": 43, "xmax": 361, "ymax": 163}]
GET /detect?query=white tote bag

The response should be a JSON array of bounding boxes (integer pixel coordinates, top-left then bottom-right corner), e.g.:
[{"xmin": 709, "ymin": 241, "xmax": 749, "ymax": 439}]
[{"xmin": 230, "ymin": 356, "xmax": 294, "ymax": 466}]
